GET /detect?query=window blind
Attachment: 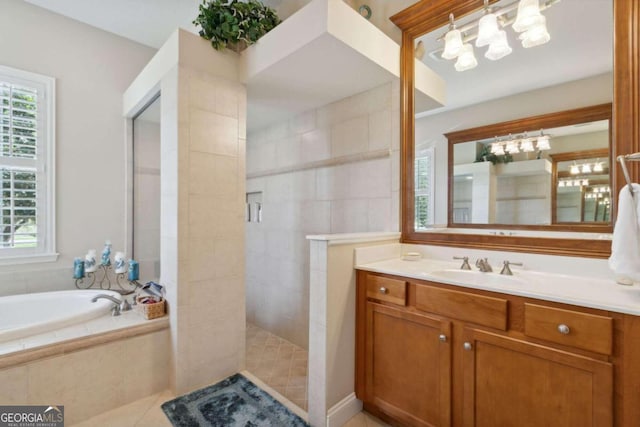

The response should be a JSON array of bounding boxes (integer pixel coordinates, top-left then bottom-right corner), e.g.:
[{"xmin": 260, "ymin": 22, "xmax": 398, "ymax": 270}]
[
  {"xmin": 0, "ymin": 81, "xmax": 39, "ymax": 249},
  {"xmin": 415, "ymin": 149, "xmax": 434, "ymax": 229}
]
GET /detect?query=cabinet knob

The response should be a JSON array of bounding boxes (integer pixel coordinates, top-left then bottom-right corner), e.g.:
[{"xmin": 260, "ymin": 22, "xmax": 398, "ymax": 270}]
[
  {"xmin": 557, "ymin": 324, "xmax": 570, "ymax": 335},
  {"xmin": 379, "ymin": 287, "xmax": 388, "ymax": 294},
  {"xmin": 463, "ymin": 342, "xmax": 473, "ymax": 351},
  {"xmin": 439, "ymin": 334, "xmax": 447, "ymax": 342}
]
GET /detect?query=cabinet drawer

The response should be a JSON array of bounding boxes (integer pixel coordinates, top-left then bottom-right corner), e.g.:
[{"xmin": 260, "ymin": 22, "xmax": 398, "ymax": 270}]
[
  {"xmin": 415, "ymin": 284, "xmax": 508, "ymax": 330},
  {"xmin": 524, "ymin": 303, "xmax": 613, "ymax": 355},
  {"xmin": 366, "ymin": 276, "xmax": 407, "ymax": 306}
]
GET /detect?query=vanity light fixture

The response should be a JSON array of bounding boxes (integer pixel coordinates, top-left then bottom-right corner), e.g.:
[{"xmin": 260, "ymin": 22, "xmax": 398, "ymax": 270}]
[
  {"xmin": 476, "ymin": 5, "xmax": 501, "ymax": 47},
  {"xmin": 581, "ymin": 179, "xmax": 589, "ymax": 186},
  {"xmin": 512, "ymin": 0, "xmax": 545, "ymax": 32},
  {"xmin": 442, "ymin": 14, "xmax": 463, "ymax": 59},
  {"xmin": 434, "ymin": 0, "xmax": 555, "ymax": 72},
  {"xmin": 593, "ymin": 161, "xmax": 604, "ymax": 172},
  {"xmin": 505, "ymin": 136, "xmax": 520, "ymax": 154},
  {"xmin": 491, "ymin": 139, "xmax": 506, "ymax": 155},
  {"xmin": 573, "ymin": 179, "xmax": 582, "ymax": 187},
  {"xmin": 486, "ymin": 30, "xmax": 513, "ymax": 60},
  {"xmin": 570, "ymin": 163, "xmax": 580, "ymax": 174},
  {"xmin": 455, "ymin": 43, "xmax": 478, "ymax": 71},
  {"xmin": 519, "ymin": 15, "xmax": 551, "ymax": 48},
  {"xmin": 581, "ymin": 163, "xmax": 592, "ymax": 174},
  {"xmin": 520, "ymin": 136, "xmax": 535, "ymax": 152},
  {"xmin": 536, "ymin": 131, "xmax": 551, "ymax": 150}
]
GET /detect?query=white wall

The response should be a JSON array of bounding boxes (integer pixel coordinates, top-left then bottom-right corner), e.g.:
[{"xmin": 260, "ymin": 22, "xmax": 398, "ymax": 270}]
[
  {"xmin": 416, "ymin": 72, "xmax": 613, "ymax": 226},
  {"xmin": 263, "ymin": 0, "xmax": 414, "ymax": 43},
  {"xmin": 246, "ymin": 82, "xmax": 400, "ymax": 348},
  {"xmin": 0, "ymin": 0, "xmax": 155, "ymax": 295}
]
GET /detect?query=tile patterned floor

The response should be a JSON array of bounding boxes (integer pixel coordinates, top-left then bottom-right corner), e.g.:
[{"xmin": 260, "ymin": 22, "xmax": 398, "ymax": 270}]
[
  {"xmin": 343, "ymin": 411, "xmax": 390, "ymax": 427},
  {"xmin": 70, "ymin": 390, "xmax": 174, "ymax": 427},
  {"xmin": 245, "ymin": 323, "xmax": 308, "ymax": 411}
]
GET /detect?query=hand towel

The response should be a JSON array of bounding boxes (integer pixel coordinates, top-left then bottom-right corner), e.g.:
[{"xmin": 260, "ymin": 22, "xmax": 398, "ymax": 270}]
[{"xmin": 609, "ymin": 183, "xmax": 640, "ymax": 284}]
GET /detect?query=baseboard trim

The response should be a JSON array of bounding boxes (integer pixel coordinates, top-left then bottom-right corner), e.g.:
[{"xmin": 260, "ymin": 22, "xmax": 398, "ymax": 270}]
[{"xmin": 326, "ymin": 393, "xmax": 363, "ymax": 427}]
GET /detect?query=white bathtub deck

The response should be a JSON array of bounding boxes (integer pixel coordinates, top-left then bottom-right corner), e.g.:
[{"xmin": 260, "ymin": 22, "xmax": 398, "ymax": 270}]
[{"xmin": 0, "ymin": 307, "xmax": 167, "ymax": 357}]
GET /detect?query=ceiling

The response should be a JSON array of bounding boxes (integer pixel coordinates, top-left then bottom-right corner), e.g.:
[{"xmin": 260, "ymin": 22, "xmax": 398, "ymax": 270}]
[
  {"xmin": 416, "ymin": 0, "xmax": 613, "ymax": 116},
  {"xmin": 22, "ymin": 0, "xmax": 613, "ymax": 128},
  {"xmin": 23, "ymin": 0, "xmax": 201, "ymax": 48}
]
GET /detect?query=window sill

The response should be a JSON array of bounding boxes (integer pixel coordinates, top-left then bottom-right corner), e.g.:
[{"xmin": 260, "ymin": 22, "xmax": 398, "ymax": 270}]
[{"xmin": 0, "ymin": 253, "xmax": 59, "ymax": 266}]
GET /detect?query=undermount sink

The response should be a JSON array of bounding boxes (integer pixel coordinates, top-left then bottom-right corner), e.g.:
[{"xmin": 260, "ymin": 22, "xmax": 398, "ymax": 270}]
[{"xmin": 428, "ymin": 269, "xmax": 525, "ymax": 286}]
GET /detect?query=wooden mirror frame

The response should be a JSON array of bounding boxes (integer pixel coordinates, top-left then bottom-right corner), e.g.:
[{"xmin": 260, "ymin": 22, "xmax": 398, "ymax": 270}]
[
  {"xmin": 391, "ymin": 0, "xmax": 639, "ymax": 258},
  {"xmin": 446, "ymin": 103, "xmax": 612, "ymax": 232}
]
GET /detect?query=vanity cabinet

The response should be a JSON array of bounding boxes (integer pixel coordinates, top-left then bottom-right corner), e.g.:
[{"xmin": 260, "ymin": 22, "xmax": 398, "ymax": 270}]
[
  {"xmin": 364, "ymin": 302, "xmax": 451, "ymax": 426},
  {"xmin": 356, "ymin": 270, "xmax": 625, "ymax": 427}
]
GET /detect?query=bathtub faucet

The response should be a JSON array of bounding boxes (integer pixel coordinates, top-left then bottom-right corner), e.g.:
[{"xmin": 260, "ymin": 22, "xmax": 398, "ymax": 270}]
[{"xmin": 91, "ymin": 294, "xmax": 122, "ymax": 316}]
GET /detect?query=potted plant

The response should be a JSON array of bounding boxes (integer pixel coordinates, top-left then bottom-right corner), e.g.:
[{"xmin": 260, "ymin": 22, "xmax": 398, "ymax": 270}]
[{"xmin": 193, "ymin": 0, "xmax": 281, "ymax": 52}]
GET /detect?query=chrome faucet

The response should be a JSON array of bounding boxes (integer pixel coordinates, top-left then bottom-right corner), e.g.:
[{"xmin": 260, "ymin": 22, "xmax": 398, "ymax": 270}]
[
  {"xmin": 453, "ymin": 256, "xmax": 471, "ymax": 270},
  {"xmin": 475, "ymin": 258, "xmax": 493, "ymax": 273},
  {"xmin": 500, "ymin": 260, "xmax": 523, "ymax": 275},
  {"xmin": 91, "ymin": 294, "xmax": 122, "ymax": 316}
]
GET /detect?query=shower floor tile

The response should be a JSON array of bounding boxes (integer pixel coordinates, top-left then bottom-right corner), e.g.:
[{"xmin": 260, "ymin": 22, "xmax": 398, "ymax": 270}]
[{"xmin": 246, "ymin": 323, "xmax": 308, "ymax": 411}]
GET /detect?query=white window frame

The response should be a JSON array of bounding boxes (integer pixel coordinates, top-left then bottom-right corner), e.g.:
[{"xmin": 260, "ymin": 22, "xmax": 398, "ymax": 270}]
[{"xmin": 0, "ymin": 65, "xmax": 56, "ymax": 265}]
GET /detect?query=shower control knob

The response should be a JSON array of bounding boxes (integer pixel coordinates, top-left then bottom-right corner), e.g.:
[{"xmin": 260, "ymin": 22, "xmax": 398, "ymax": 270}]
[{"xmin": 379, "ymin": 287, "xmax": 388, "ymax": 294}]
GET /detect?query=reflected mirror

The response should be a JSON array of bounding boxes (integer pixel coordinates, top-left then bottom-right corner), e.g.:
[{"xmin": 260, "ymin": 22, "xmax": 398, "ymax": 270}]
[{"xmin": 448, "ymin": 104, "xmax": 611, "ymax": 228}]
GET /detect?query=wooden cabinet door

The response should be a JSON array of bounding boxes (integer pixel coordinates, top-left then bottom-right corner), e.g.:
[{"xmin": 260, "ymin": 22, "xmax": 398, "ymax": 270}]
[
  {"xmin": 365, "ymin": 302, "xmax": 452, "ymax": 427},
  {"xmin": 462, "ymin": 328, "xmax": 613, "ymax": 427}
]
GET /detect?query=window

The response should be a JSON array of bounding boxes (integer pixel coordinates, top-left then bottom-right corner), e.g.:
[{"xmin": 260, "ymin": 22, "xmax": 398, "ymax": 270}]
[
  {"xmin": 0, "ymin": 65, "xmax": 55, "ymax": 264},
  {"xmin": 414, "ymin": 147, "xmax": 434, "ymax": 230}
]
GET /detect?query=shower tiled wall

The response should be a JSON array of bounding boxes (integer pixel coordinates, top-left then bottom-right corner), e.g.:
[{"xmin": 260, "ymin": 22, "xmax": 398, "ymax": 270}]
[{"xmin": 245, "ymin": 82, "xmax": 400, "ymax": 348}]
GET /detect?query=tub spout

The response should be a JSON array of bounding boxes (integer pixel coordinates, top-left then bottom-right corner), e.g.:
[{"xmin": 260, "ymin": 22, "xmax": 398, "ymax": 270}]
[{"xmin": 91, "ymin": 294, "xmax": 122, "ymax": 316}]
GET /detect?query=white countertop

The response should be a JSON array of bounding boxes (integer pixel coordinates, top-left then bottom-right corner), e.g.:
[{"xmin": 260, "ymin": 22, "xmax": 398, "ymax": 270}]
[{"xmin": 356, "ymin": 257, "xmax": 640, "ymax": 316}]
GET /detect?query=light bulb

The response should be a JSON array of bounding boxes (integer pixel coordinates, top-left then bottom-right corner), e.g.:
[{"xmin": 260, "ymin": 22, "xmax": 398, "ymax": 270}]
[
  {"xmin": 520, "ymin": 138, "xmax": 534, "ymax": 152},
  {"xmin": 442, "ymin": 28, "xmax": 463, "ymax": 60},
  {"xmin": 558, "ymin": 181, "xmax": 565, "ymax": 188},
  {"xmin": 593, "ymin": 162, "xmax": 603, "ymax": 172},
  {"xmin": 520, "ymin": 16, "xmax": 550, "ymax": 48},
  {"xmin": 506, "ymin": 140, "xmax": 520, "ymax": 154},
  {"xmin": 581, "ymin": 179, "xmax": 589, "ymax": 186},
  {"xmin": 581, "ymin": 163, "xmax": 592, "ymax": 173},
  {"xmin": 570, "ymin": 164, "xmax": 580, "ymax": 175},
  {"xmin": 490, "ymin": 142, "xmax": 502, "ymax": 154},
  {"xmin": 512, "ymin": 0, "xmax": 545, "ymax": 33},
  {"xmin": 494, "ymin": 145, "xmax": 505, "ymax": 156},
  {"xmin": 536, "ymin": 134, "xmax": 551, "ymax": 150},
  {"xmin": 574, "ymin": 180, "xmax": 581, "ymax": 187},
  {"xmin": 476, "ymin": 13, "xmax": 500, "ymax": 47},
  {"xmin": 485, "ymin": 30, "xmax": 513, "ymax": 61},
  {"xmin": 454, "ymin": 43, "xmax": 478, "ymax": 72}
]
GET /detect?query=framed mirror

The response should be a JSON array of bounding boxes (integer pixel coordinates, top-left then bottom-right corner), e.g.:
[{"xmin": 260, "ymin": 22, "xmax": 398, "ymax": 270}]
[
  {"xmin": 447, "ymin": 103, "xmax": 611, "ymax": 231},
  {"xmin": 392, "ymin": 0, "xmax": 640, "ymax": 258}
]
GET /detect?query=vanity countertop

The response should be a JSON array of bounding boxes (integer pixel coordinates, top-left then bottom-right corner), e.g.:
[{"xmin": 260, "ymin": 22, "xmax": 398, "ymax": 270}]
[{"xmin": 356, "ymin": 257, "xmax": 640, "ymax": 316}]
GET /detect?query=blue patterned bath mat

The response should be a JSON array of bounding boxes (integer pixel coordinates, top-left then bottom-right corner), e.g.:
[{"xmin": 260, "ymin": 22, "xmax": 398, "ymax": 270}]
[{"xmin": 161, "ymin": 373, "xmax": 309, "ymax": 427}]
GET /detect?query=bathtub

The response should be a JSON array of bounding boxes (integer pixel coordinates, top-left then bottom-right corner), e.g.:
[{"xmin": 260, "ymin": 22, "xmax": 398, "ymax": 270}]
[{"xmin": 0, "ymin": 289, "xmax": 121, "ymax": 343}]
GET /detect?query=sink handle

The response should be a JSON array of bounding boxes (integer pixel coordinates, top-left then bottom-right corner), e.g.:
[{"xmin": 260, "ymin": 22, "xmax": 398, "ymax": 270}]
[
  {"xmin": 453, "ymin": 256, "xmax": 471, "ymax": 270},
  {"xmin": 500, "ymin": 260, "xmax": 523, "ymax": 276}
]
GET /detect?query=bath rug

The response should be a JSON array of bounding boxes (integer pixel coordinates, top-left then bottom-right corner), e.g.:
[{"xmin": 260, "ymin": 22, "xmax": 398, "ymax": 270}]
[{"xmin": 161, "ymin": 373, "xmax": 309, "ymax": 427}]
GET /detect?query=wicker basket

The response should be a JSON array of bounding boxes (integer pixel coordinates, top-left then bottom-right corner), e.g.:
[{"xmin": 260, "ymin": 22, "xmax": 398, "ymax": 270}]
[{"xmin": 136, "ymin": 296, "xmax": 166, "ymax": 320}]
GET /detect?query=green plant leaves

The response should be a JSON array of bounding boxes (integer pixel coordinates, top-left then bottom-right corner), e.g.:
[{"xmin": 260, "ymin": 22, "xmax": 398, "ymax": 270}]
[{"xmin": 193, "ymin": 0, "xmax": 281, "ymax": 52}]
